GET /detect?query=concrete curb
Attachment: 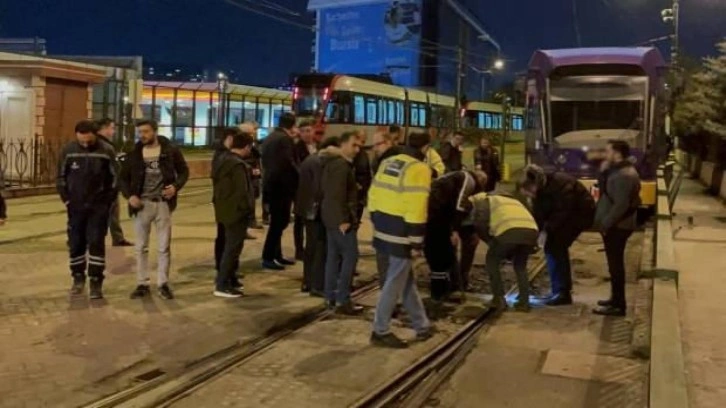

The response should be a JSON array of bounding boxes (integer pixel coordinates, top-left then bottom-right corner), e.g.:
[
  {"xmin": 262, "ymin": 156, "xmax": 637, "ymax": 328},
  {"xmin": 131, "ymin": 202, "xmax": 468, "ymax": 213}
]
[{"xmin": 649, "ymin": 165, "xmax": 689, "ymax": 408}]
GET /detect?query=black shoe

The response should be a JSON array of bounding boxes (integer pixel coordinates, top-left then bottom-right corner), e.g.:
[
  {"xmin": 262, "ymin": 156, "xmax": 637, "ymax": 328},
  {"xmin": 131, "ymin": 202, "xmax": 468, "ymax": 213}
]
[
  {"xmin": 371, "ymin": 332, "xmax": 409, "ymax": 349},
  {"xmin": 301, "ymin": 284, "xmax": 310, "ymax": 293},
  {"xmin": 545, "ymin": 293, "xmax": 573, "ymax": 306},
  {"xmin": 214, "ymin": 288, "xmax": 243, "ymax": 298},
  {"xmin": 113, "ymin": 239, "xmax": 134, "ymax": 247},
  {"xmin": 597, "ymin": 298, "xmax": 613, "ymax": 307},
  {"xmin": 158, "ymin": 284, "xmax": 174, "ymax": 300},
  {"xmin": 592, "ymin": 305, "xmax": 626, "ymax": 317},
  {"xmin": 336, "ymin": 303, "xmax": 364, "ymax": 316},
  {"xmin": 275, "ymin": 258, "xmax": 295, "ymax": 266},
  {"xmin": 130, "ymin": 285, "xmax": 151, "ymax": 299},
  {"xmin": 89, "ymin": 280, "xmax": 104, "ymax": 300},
  {"xmin": 262, "ymin": 260, "xmax": 285, "ymax": 271},
  {"xmin": 415, "ymin": 326, "xmax": 438, "ymax": 341},
  {"xmin": 70, "ymin": 278, "xmax": 86, "ymax": 295}
]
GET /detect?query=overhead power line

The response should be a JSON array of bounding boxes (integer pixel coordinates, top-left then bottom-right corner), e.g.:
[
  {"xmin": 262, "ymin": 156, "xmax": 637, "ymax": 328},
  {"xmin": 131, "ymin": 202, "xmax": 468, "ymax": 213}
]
[{"xmin": 222, "ymin": 0, "xmax": 314, "ymax": 31}]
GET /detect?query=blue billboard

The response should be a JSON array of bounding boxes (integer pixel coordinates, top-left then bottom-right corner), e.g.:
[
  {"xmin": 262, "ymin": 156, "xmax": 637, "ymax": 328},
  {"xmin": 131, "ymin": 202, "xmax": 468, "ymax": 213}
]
[{"xmin": 317, "ymin": 0, "xmax": 422, "ymax": 87}]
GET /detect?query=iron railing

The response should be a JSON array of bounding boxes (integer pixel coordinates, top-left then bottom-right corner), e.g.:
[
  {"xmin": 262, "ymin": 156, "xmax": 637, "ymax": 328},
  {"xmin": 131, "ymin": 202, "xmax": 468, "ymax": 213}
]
[{"xmin": 0, "ymin": 136, "xmax": 62, "ymax": 188}]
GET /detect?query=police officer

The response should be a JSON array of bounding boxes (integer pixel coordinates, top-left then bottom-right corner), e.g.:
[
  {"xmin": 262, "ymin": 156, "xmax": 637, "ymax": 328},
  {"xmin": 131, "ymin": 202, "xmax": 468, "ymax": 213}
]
[
  {"xmin": 467, "ymin": 192, "xmax": 539, "ymax": 312},
  {"xmin": 368, "ymin": 132, "xmax": 435, "ymax": 348},
  {"xmin": 57, "ymin": 120, "xmax": 118, "ymax": 299},
  {"xmin": 518, "ymin": 165, "xmax": 595, "ymax": 306},
  {"xmin": 425, "ymin": 170, "xmax": 487, "ymax": 301}
]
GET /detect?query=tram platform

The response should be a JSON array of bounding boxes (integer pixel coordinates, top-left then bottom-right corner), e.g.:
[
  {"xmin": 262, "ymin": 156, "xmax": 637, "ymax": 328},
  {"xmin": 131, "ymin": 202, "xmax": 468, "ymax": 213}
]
[{"xmin": 670, "ymin": 176, "xmax": 726, "ymax": 408}]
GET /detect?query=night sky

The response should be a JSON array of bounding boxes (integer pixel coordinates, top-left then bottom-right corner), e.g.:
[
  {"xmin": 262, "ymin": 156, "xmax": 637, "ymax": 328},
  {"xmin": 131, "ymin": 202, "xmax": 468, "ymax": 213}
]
[{"xmin": 1, "ymin": 0, "xmax": 723, "ymax": 86}]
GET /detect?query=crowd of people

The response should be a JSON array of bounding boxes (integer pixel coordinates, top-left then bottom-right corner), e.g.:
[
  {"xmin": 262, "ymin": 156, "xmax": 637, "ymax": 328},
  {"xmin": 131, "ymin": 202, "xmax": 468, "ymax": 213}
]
[{"xmin": 2, "ymin": 112, "xmax": 641, "ymax": 348}]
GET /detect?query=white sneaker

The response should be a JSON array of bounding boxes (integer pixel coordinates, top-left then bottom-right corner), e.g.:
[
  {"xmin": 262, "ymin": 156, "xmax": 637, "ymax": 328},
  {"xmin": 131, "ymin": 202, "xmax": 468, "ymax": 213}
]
[{"xmin": 213, "ymin": 288, "xmax": 243, "ymax": 298}]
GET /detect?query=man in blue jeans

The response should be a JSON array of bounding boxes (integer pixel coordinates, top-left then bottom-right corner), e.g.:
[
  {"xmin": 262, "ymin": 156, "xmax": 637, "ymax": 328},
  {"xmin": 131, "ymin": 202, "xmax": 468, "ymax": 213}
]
[
  {"xmin": 368, "ymin": 132, "xmax": 435, "ymax": 348},
  {"xmin": 321, "ymin": 131, "xmax": 363, "ymax": 315}
]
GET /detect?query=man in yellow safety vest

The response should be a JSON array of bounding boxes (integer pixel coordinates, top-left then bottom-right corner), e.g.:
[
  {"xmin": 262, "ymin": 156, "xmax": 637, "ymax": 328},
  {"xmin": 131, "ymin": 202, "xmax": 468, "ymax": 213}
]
[
  {"xmin": 466, "ymin": 192, "xmax": 539, "ymax": 312},
  {"xmin": 368, "ymin": 131, "xmax": 435, "ymax": 348}
]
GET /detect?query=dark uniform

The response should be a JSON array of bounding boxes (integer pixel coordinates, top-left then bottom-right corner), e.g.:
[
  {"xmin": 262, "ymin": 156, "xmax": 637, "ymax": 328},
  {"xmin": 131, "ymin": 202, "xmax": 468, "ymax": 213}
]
[
  {"xmin": 424, "ymin": 171, "xmax": 481, "ymax": 300},
  {"xmin": 57, "ymin": 139, "xmax": 117, "ymax": 294},
  {"xmin": 533, "ymin": 171, "xmax": 595, "ymax": 302}
]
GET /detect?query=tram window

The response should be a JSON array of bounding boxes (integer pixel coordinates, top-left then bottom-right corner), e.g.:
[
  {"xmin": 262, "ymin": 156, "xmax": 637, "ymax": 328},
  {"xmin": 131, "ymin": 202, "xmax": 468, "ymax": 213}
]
[
  {"xmin": 397, "ymin": 101, "xmax": 405, "ymax": 125},
  {"xmin": 354, "ymin": 95, "xmax": 365, "ymax": 124},
  {"xmin": 477, "ymin": 112, "xmax": 484, "ymax": 129},
  {"xmin": 378, "ymin": 99, "xmax": 387, "ymax": 124},
  {"xmin": 419, "ymin": 107, "xmax": 427, "ymax": 127},
  {"xmin": 388, "ymin": 101, "xmax": 395, "ymax": 125},
  {"xmin": 512, "ymin": 115, "xmax": 523, "ymax": 131},
  {"xmin": 484, "ymin": 113, "xmax": 493, "ymax": 129},
  {"xmin": 366, "ymin": 97, "xmax": 378, "ymax": 125},
  {"xmin": 493, "ymin": 114, "xmax": 503, "ymax": 129},
  {"xmin": 411, "ymin": 104, "xmax": 419, "ymax": 126}
]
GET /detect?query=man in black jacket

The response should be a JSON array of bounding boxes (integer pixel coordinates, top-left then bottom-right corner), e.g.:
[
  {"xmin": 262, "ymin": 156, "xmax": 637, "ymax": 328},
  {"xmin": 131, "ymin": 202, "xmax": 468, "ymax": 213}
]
[
  {"xmin": 260, "ymin": 112, "xmax": 299, "ymax": 270},
  {"xmin": 293, "ymin": 120, "xmax": 317, "ymax": 260},
  {"xmin": 213, "ymin": 128, "xmax": 241, "ymax": 279},
  {"xmin": 57, "ymin": 120, "xmax": 118, "ymax": 299},
  {"xmin": 296, "ymin": 137, "xmax": 341, "ymax": 296},
  {"xmin": 120, "ymin": 119, "xmax": 189, "ymax": 301},
  {"xmin": 474, "ymin": 137, "xmax": 501, "ymax": 192},
  {"xmin": 352, "ymin": 130, "xmax": 372, "ymax": 225},
  {"xmin": 96, "ymin": 118, "xmax": 133, "ymax": 247},
  {"xmin": 518, "ymin": 165, "xmax": 596, "ymax": 306},
  {"xmin": 212, "ymin": 131, "xmax": 256, "ymax": 298},
  {"xmin": 438, "ymin": 131, "xmax": 464, "ymax": 173},
  {"xmin": 321, "ymin": 131, "xmax": 363, "ymax": 315},
  {"xmin": 425, "ymin": 170, "xmax": 488, "ymax": 301}
]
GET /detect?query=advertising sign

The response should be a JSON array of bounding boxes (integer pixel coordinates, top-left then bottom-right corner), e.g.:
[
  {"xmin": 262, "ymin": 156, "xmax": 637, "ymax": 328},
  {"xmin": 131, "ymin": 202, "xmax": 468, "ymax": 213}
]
[{"xmin": 317, "ymin": 0, "xmax": 422, "ymax": 87}]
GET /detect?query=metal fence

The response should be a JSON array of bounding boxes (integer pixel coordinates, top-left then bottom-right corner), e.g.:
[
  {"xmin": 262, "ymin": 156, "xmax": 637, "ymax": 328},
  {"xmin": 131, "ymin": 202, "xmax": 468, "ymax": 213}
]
[{"xmin": 0, "ymin": 137, "xmax": 62, "ymax": 188}]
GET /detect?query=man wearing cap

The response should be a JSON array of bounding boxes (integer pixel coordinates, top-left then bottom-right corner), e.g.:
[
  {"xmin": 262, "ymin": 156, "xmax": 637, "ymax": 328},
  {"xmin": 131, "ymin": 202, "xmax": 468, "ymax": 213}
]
[{"xmin": 368, "ymin": 131, "xmax": 435, "ymax": 349}]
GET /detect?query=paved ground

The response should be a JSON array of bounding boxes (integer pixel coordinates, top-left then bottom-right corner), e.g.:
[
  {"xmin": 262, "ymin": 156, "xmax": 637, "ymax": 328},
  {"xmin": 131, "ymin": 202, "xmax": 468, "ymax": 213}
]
[
  {"xmin": 0, "ymin": 181, "xmax": 379, "ymax": 408},
  {"xmin": 434, "ymin": 231, "xmax": 649, "ymax": 408},
  {"xmin": 671, "ymin": 176, "xmax": 726, "ymax": 408}
]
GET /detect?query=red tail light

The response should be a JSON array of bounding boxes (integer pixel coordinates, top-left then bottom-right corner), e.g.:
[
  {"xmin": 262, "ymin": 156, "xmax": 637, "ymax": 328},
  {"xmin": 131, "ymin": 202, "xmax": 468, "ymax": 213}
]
[
  {"xmin": 323, "ymin": 87, "xmax": 329, "ymax": 101},
  {"xmin": 293, "ymin": 87, "xmax": 299, "ymax": 100}
]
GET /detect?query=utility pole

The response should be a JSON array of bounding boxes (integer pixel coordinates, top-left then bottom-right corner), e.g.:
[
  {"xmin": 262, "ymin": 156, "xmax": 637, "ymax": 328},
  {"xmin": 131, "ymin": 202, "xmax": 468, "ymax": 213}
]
[
  {"xmin": 672, "ymin": 0, "xmax": 680, "ymax": 67},
  {"xmin": 500, "ymin": 96, "xmax": 511, "ymax": 173},
  {"xmin": 454, "ymin": 25, "xmax": 466, "ymax": 130}
]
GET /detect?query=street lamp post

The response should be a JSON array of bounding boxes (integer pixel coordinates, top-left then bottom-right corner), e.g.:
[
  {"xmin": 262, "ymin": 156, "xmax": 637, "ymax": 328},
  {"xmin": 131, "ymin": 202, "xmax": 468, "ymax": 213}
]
[
  {"xmin": 471, "ymin": 58, "xmax": 505, "ymax": 101},
  {"xmin": 661, "ymin": 0, "xmax": 680, "ymax": 66}
]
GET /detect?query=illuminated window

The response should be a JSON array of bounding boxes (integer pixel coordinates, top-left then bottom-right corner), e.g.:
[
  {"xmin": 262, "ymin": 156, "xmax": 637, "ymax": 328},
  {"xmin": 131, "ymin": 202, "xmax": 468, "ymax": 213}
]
[
  {"xmin": 388, "ymin": 101, "xmax": 395, "ymax": 125},
  {"xmin": 354, "ymin": 95, "xmax": 365, "ymax": 124},
  {"xmin": 366, "ymin": 97, "xmax": 377, "ymax": 125},
  {"xmin": 418, "ymin": 106, "xmax": 427, "ymax": 127},
  {"xmin": 411, "ymin": 103, "xmax": 419, "ymax": 127},
  {"xmin": 396, "ymin": 101, "xmax": 404, "ymax": 125}
]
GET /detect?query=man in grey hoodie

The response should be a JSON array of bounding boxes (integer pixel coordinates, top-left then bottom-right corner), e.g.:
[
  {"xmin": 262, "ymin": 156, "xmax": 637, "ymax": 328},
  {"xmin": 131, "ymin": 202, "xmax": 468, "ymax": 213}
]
[{"xmin": 593, "ymin": 140, "xmax": 641, "ymax": 317}]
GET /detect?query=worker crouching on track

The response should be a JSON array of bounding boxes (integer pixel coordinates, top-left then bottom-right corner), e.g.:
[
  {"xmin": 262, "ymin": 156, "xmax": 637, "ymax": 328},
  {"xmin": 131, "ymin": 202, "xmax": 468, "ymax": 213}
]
[
  {"xmin": 369, "ymin": 132, "xmax": 435, "ymax": 349},
  {"xmin": 425, "ymin": 170, "xmax": 488, "ymax": 302},
  {"xmin": 467, "ymin": 192, "xmax": 539, "ymax": 312},
  {"xmin": 518, "ymin": 165, "xmax": 595, "ymax": 306}
]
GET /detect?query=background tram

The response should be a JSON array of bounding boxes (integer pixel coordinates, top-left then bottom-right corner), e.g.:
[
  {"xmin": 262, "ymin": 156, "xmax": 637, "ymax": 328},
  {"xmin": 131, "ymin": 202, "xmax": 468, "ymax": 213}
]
[
  {"xmin": 524, "ymin": 47, "xmax": 667, "ymax": 207},
  {"xmin": 292, "ymin": 73, "xmax": 521, "ymax": 146}
]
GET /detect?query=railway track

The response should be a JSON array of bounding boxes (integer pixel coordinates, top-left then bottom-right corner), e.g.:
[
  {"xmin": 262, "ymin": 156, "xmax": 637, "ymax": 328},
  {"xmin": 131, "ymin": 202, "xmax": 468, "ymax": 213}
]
[
  {"xmin": 82, "ymin": 281, "xmax": 381, "ymax": 408},
  {"xmin": 350, "ymin": 257, "xmax": 547, "ymax": 408}
]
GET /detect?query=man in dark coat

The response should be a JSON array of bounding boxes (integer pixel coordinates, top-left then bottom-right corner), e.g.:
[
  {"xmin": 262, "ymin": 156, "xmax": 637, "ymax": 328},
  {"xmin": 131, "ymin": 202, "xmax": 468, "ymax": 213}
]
[
  {"xmin": 474, "ymin": 136, "xmax": 501, "ymax": 192},
  {"xmin": 295, "ymin": 137, "xmax": 341, "ymax": 296},
  {"xmin": 592, "ymin": 140, "xmax": 641, "ymax": 317},
  {"xmin": 293, "ymin": 120, "xmax": 317, "ymax": 260},
  {"xmin": 438, "ymin": 131, "xmax": 464, "ymax": 173},
  {"xmin": 213, "ymin": 128, "xmax": 240, "ymax": 278},
  {"xmin": 321, "ymin": 131, "xmax": 362, "ymax": 315},
  {"xmin": 260, "ymin": 112, "xmax": 299, "ymax": 270},
  {"xmin": 352, "ymin": 130, "xmax": 372, "ymax": 224},
  {"xmin": 96, "ymin": 118, "xmax": 133, "ymax": 247},
  {"xmin": 239, "ymin": 122, "xmax": 263, "ymax": 231},
  {"xmin": 425, "ymin": 170, "xmax": 487, "ymax": 301},
  {"xmin": 212, "ymin": 131, "xmax": 256, "ymax": 298},
  {"xmin": 519, "ymin": 165, "xmax": 596, "ymax": 306}
]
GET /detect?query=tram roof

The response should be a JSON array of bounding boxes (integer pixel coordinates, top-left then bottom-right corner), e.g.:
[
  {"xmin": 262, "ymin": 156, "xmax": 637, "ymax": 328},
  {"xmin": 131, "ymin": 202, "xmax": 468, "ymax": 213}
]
[
  {"xmin": 528, "ymin": 47, "xmax": 666, "ymax": 79},
  {"xmin": 144, "ymin": 81, "xmax": 292, "ymax": 101}
]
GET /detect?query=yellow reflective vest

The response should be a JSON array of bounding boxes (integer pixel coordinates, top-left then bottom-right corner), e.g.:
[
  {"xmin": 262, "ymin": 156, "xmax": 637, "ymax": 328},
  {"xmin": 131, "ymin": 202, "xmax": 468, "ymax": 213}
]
[
  {"xmin": 368, "ymin": 153, "xmax": 432, "ymax": 258},
  {"xmin": 424, "ymin": 148, "xmax": 445, "ymax": 178},
  {"xmin": 470, "ymin": 192, "xmax": 538, "ymax": 238}
]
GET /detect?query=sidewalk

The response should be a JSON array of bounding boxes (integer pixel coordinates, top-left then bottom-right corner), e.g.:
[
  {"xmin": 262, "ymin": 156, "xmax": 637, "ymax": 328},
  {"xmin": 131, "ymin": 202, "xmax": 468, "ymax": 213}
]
[
  {"xmin": 671, "ymin": 177, "xmax": 726, "ymax": 408},
  {"xmin": 0, "ymin": 180, "xmax": 378, "ymax": 407}
]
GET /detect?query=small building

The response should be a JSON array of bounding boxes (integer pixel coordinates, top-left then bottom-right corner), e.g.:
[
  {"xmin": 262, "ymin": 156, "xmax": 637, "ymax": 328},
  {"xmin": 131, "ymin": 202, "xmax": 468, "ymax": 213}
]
[
  {"xmin": 142, "ymin": 81, "xmax": 293, "ymax": 146},
  {"xmin": 0, "ymin": 51, "xmax": 107, "ymax": 187}
]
